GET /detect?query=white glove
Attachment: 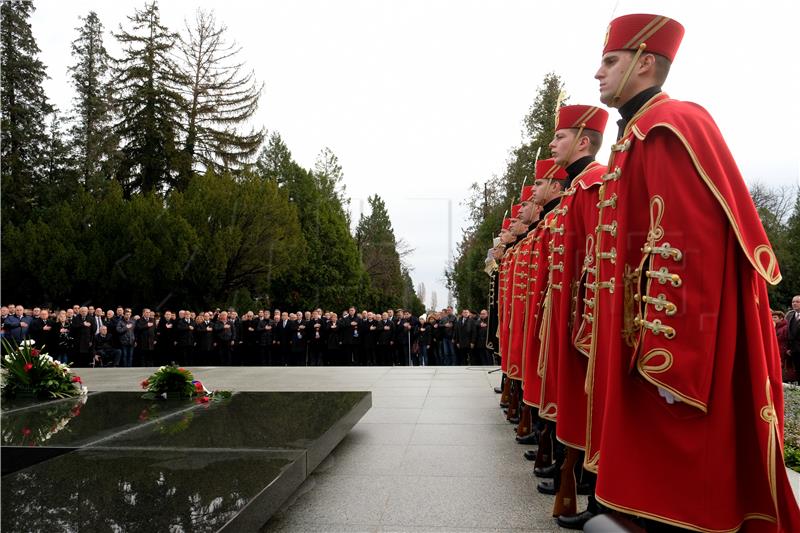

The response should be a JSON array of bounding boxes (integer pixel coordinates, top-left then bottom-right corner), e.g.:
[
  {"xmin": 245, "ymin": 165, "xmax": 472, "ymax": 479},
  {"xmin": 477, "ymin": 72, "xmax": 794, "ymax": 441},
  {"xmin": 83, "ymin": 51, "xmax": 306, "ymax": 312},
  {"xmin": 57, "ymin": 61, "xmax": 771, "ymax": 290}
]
[{"xmin": 658, "ymin": 386, "xmax": 681, "ymax": 404}]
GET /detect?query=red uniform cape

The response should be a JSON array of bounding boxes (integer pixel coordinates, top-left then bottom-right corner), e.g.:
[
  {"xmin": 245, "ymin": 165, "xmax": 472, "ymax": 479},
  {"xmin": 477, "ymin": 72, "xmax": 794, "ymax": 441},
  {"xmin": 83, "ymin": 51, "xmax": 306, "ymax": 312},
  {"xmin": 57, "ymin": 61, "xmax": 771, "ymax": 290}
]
[
  {"xmin": 586, "ymin": 93, "xmax": 800, "ymax": 532},
  {"xmin": 498, "ymin": 245, "xmax": 515, "ymax": 373},
  {"xmin": 535, "ymin": 163, "xmax": 605, "ymax": 436},
  {"xmin": 507, "ymin": 234, "xmax": 534, "ymax": 380},
  {"xmin": 521, "ymin": 216, "xmax": 553, "ymax": 409}
]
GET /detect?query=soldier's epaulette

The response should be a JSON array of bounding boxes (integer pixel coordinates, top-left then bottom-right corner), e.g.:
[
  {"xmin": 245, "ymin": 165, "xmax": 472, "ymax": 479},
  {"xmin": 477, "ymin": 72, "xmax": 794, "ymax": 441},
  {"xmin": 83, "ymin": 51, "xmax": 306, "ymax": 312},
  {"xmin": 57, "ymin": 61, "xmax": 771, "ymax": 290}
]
[{"xmin": 573, "ymin": 162, "xmax": 605, "ymax": 190}]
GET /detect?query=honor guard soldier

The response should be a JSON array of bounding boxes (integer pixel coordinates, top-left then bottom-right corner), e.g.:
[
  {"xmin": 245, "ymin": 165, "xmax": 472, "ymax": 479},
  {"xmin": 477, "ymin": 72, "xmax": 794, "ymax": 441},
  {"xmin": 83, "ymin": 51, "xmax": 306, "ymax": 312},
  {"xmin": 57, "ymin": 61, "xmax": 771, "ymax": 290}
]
[
  {"xmin": 518, "ymin": 159, "xmax": 568, "ymax": 471},
  {"xmin": 503, "ymin": 202, "xmax": 532, "ymax": 423},
  {"xmin": 497, "ymin": 215, "xmax": 517, "ymax": 406},
  {"xmin": 534, "ymin": 104, "xmax": 609, "ymax": 528},
  {"xmin": 585, "ymin": 13, "xmax": 800, "ymax": 531}
]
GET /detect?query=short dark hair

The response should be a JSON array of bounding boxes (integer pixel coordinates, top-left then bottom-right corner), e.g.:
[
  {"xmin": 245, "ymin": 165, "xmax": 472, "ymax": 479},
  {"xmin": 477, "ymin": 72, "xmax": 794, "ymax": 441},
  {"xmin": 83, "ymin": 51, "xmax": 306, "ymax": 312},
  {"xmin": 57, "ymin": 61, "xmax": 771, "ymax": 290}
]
[
  {"xmin": 571, "ymin": 128, "xmax": 603, "ymax": 156},
  {"xmin": 652, "ymin": 53, "xmax": 671, "ymax": 85}
]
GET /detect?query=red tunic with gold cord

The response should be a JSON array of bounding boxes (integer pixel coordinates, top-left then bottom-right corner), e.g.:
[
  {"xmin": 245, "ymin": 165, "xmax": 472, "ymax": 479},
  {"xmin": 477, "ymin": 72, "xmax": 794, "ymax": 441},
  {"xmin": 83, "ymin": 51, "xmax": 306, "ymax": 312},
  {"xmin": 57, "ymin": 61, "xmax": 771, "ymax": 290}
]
[
  {"xmin": 507, "ymin": 233, "xmax": 534, "ymax": 381},
  {"xmin": 520, "ymin": 215, "xmax": 551, "ymax": 409},
  {"xmin": 537, "ymin": 163, "xmax": 605, "ymax": 432},
  {"xmin": 497, "ymin": 245, "xmax": 515, "ymax": 374},
  {"xmin": 586, "ymin": 93, "xmax": 800, "ymax": 531}
]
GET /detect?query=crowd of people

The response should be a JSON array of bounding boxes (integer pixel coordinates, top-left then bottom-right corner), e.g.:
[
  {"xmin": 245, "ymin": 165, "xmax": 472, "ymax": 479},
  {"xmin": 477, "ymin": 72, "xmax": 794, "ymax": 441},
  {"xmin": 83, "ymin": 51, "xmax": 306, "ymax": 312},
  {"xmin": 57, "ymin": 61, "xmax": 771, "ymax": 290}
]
[
  {"xmin": 774, "ymin": 295, "xmax": 800, "ymax": 384},
  {"xmin": 0, "ymin": 303, "xmax": 495, "ymax": 368}
]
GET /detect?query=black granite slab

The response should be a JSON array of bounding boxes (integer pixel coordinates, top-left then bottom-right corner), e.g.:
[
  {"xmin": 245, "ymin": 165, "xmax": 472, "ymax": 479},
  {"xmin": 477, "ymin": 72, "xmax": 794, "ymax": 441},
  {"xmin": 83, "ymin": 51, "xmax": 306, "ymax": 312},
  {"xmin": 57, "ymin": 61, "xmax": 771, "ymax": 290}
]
[{"xmin": 0, "ymin": 390, "xmax": 371, "ymax": 532}]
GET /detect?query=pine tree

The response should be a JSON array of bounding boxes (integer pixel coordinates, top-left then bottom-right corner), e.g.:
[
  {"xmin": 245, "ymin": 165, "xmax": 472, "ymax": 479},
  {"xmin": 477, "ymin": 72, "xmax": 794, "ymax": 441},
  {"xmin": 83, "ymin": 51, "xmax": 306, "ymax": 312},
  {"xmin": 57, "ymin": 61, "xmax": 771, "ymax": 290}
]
[
  {"xmin": 1, "ymin": 0, "xmax": 53, "ymax": 221},
  {"xmin": 355, "ymin": 195, "xmax": 405, "ymax": 310},
  {"xmin": 256, "ymin": 133, "xmax": 369, "ymax": 310},
  {"xmin": 68, "ymin": 10, "xmax": 116, "ymax": 191},
  {"xmin": 177, "ymin": 9, "xmax": 264, "ymax": 185},
  {"xmin": 314, "ymin": 146, "xmax": 350, "ymax": 224},
  {"xmin": 112, "ymin": 1, "xmax": 187, "ymax": 195}
]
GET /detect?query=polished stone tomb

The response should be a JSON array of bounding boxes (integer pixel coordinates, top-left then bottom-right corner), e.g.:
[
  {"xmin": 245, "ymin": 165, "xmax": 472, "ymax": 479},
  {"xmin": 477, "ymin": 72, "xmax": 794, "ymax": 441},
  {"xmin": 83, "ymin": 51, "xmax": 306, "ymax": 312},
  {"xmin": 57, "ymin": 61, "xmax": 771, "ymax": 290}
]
[{"xmin": 1, "ymin": 390, "xmax": 371, "ymax": 532}]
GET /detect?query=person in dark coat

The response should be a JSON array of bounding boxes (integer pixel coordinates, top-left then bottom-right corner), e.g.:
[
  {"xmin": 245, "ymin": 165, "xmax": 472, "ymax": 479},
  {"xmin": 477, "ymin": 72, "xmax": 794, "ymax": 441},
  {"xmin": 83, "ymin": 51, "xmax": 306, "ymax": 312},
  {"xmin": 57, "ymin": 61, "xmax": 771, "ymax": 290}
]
[
  {"xmin": 241, "ymin": 311, "xmax": 260, "ymax": 366},
  {"xmin": 194, "ymin": 312, "xmax": 215, "ymax": 365},
  {"xmin": 116, "ymin": 309, "xmax": 136, "ymax": 367},
  {"xmin": 155, "ymin": 310, "xmax": 175, "ymax": 365},
  {"xmin": 256, "ymin": 311, "xmax": 274, "ymax": 366},
  {"xmin": 52, "ymin": 310, "xmax": 74, "ymax": 363},
  {"xmin": 28, "ymin": 309, "xmax": 55, "ymax": 350},
  {"xmin": 475, "ymin": 309, "xmax": 492, "ymax": 365},
  {"xmin": 94, "ymin": 325, "xmax": 121, "ymax": 367},
  {"xmin": 325, "ymin": 313, "xmax": 342, "ymax": 365},
  {"xmin": 173, "ymin": 310, "xmax": 195, "ymax": 366},
  {"xmin": 288, "ymin": 313, "xmax": 306, "ymax": 366},
  {"xmin": 71, "ymin": 306, "xmax": 94, "ymax": 366},
  {"xmin": 453, "ymin": 309, "xmax": 477, "ymax": 365},
  {"xmin": 135, "ymin": 309, "xmax": 157, "ymax": 367},
  {"xmin": 418, "ymin": 315, "xmax": 436, "ymax": 366},
  {"xmin": 273, "ymin": 311, "xmax": 290, "ymax": 366},
  {"xmin": 214, "ymin": 311, "xmax": 236, "ymax": 365},
  {"xmin": 3, "ymin": 305, "xmax": 32, "ymax": 344},
  {"xmin": 376, "ymin": 312, "xmax": 394, "ymax": 366},
  {"xmin": 307, "ymin": 311, "xmax": 325, "ymax": 366}
]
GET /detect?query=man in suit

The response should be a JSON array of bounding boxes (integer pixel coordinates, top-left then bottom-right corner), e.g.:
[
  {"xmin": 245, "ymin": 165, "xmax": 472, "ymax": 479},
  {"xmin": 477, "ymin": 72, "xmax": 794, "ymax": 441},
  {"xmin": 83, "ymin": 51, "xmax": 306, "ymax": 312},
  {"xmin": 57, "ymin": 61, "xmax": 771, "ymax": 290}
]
[
  {"xmin": 94, "ymin": 325, "xmax": 121, "ymax": 367},
  {"xmin": 453, "ymin": 308, "xmax": 477, "ymax": 365},
  {"xmin": 71, "ymin": 306, "xmax": 94, "ymax": 366},
  {"xmin": 173, "ymin": 310, "xmax": 194, "ymax": 366},
  {"xmin": 788, "ymin": 295, "xmax": 800, "ymax": 372},
  {"xmin": 274, "ymin": 311, "xmax": 290, "ymax": 366},
  {"xmin": 135, "ymin": 309, "xmax": 157, "ymax": 367},
  {"xmin": 155, "ymin": 310, "xmax": 175, "ymax": 365},
  {"xmin": 475, "ymin": 309, "xmax": 491, "ymax": 365},
  {"xmin": 214, "ymin": 311, "xmax": 236, "ymax": 365}
]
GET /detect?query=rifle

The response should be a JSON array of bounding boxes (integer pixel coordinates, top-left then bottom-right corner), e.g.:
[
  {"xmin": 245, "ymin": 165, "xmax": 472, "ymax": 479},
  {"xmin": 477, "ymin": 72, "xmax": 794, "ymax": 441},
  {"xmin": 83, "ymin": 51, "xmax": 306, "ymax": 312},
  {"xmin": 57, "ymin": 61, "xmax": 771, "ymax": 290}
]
[{"xmin": 553, "ymin": 446, "xmax": 581, "ymax": 517}]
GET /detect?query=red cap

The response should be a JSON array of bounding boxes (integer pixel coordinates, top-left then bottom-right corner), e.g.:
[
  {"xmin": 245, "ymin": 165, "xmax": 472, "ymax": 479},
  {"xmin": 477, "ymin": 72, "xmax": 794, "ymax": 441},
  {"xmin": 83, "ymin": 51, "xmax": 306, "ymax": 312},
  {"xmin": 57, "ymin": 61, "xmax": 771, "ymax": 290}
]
[
  {"xmin": 510, "ymin": 204, "xmax": 522, "ymax": 219},
  {"xmin": 501, "ymin": 218, "xmax": 512, "ymax": 231},
  {"xmin": 603, "ymin": 14, "xmax": 684, "ymax": 62},
  {"xmin": 555, "ymin": 105, "xmax": 609, "ymax": 133},
  {"xmin": 535, "ymin": 158, "xmax": 569, "ymax": 181},
  {"xmin": 520, "ymin": 185, "xmax": 534, "ymax": 202}
]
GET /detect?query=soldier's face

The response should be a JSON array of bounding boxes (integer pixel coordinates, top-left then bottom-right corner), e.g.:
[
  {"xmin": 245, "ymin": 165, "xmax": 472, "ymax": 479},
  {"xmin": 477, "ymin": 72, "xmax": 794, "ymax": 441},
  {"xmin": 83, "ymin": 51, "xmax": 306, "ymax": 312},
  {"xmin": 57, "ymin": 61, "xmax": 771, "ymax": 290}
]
[
  {"xmin": 519, "ymin": 200, "xmax": 535, "ymax": 224},
  {"xmin": 596, "ymin": 51, "xmax": 632, "ymax": 107},
  {"xmin": 550, "ymin": 129, "xmax": 576, "ymax": 166}
]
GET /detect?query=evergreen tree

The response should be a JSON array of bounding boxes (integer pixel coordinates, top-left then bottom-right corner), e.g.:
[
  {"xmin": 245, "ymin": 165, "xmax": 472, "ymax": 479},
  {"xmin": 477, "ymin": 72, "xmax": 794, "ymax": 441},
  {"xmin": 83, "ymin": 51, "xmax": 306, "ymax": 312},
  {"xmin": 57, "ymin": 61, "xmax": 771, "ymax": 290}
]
[
  {"xmin": 1, "ymin": 0, "xmax": 52, "ymax": 221},
  {"xmin": 40, "ymin": 109, "xmax": 80, "ymax": 207},
  {"xmin": 68, "ymin": 10, "xmax": 116, "ymax": 191},
  {"xmin": 169, "ymin": 169, "xmax": 305, "ymax": 308},
  {"xmin": 355, "ymin": 194, "xmax": 405, "ymax": 310},
  {"xmin": 256, "ymin": 133, "xmax": 369, "ymax": 310},
  {"xmin": 314, "ymin": 146, "xmax": 350, "ymax": 224},
  {"xmin": 112, "ymin": 1, "xmax": 187, "ymax": 195},
  {"xmin": 177, "ymin": 9, "xmax": 264, "ymax": 185}
]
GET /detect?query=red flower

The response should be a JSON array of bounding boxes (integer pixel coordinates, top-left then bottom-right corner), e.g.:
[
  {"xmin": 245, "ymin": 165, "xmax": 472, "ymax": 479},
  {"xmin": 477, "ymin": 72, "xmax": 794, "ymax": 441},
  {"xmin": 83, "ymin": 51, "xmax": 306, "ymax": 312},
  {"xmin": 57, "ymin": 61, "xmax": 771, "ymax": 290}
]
[
  {"xmin": 31, "ymin": 349, "xmax": 40, "ymax": 357},
  {"xmin": 198, "ymin": 396, "xmax": 210, "ymax": 403},
  {"xmin": 138, "ymin": 409, "xmax": 150, "ymax": 421},
  {"xmin": 71, "ymin": 375, "xmax": 82, "ymax": 383},
  {"xmin": 141, "ymin": 379, "xmax": 149, "ymax": 389},
  {"xmin": 194, "ymin": 382, "xmax": 204, "ymax": 392},
  {"xmin": 23, "ymin": 363, "xmax": 33, "ymax": 372},
  {"xmin": 22, "ymin": 427, "xmax": 31, "ymax": 436},
  {"xmin": 178, "ymin": 368, "xmax": 187, "ymax": 372}
]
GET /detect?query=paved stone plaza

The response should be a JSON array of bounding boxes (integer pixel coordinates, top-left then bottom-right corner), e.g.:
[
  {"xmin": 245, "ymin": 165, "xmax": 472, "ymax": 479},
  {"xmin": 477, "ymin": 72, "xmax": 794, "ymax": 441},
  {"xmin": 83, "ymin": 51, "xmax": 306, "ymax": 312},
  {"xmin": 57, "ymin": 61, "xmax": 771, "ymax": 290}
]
[
  {"xmin": 79, "ymin": 365, "xmax": 581, "ymax": 532},
  {"xmin": 75, "ymin": 365, "xmax": 800, "ymax": 532}
]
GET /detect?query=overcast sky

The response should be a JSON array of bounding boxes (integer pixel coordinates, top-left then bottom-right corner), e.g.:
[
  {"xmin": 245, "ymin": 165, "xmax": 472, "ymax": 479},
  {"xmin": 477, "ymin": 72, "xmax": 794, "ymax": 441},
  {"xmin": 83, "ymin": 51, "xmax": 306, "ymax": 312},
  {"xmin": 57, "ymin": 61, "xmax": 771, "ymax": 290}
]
[{"xmin": 32, "ymin": 0, "xmax": 800, "ymax": 310}]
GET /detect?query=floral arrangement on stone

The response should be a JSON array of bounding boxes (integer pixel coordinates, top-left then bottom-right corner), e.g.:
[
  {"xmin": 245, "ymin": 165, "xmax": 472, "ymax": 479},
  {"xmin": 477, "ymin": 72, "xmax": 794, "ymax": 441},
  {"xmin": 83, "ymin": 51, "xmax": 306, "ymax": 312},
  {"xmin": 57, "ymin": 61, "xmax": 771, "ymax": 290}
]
[
  {"xmin": 140, "ymin": 364, "xmax": 230, "ymax": 401},
  {"xmin": 1, "ymin": 340, "xmax": 86, "ymax": 399},
  {"xmin": 1, "ymin": 394, "xmax": 87, "ymax": 446}
]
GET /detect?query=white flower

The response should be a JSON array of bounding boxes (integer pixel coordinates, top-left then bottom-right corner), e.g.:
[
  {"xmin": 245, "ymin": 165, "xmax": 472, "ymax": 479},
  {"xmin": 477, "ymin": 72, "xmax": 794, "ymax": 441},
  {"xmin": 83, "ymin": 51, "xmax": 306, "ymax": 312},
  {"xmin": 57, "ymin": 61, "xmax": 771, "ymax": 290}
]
[
  {"xmin": 21, "ymin": 340, "xmax": 36, "ymax": 347},
  {"xmin": 4, "ymin": 355, "xmax": 11, "ymax": 363}
]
